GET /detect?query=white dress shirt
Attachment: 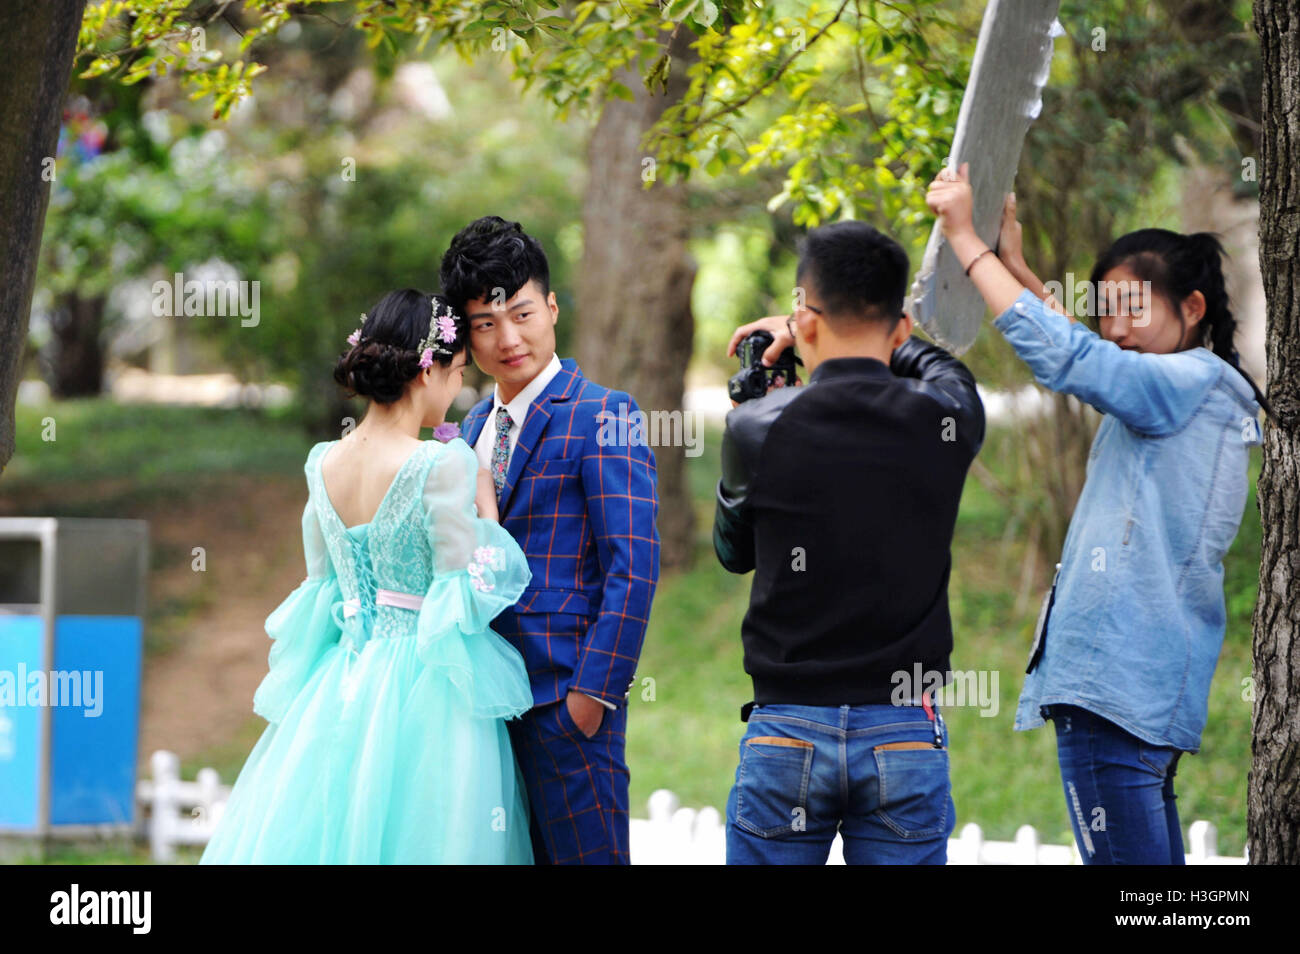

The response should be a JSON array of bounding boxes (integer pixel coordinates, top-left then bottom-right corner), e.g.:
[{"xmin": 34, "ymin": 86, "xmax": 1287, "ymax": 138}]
[
  {"xmin": 473, "ymin": 352, "xmax": 563, "ymax": 473},
  {"xmin": 471, "ymin": 353, "xmax": 616, "ymax": 714}
]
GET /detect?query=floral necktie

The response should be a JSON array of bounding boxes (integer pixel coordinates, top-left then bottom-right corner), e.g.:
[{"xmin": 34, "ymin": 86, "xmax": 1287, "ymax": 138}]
[{"xmin": 492, "ymin": 406, "xmax": 513, "ymax": 495}]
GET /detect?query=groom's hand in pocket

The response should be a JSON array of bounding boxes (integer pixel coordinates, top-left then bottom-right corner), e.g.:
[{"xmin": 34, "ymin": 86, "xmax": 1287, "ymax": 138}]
[{"xmin": 566, "ymin": 690, "xmax": 605, "ymax": 738}]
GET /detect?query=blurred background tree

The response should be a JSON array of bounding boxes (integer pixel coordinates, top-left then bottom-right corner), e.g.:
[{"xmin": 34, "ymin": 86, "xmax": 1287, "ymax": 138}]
[
  {"xmin": 34, "ymin": 78, "xmax": 277, "ymax": 397},
  {"xmin": 39, "ymin": 14, "xmax": 586, "ymax": 432}
]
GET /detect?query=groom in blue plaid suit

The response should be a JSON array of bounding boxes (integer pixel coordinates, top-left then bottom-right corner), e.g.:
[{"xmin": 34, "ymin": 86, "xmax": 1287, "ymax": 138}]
[{"xmin": 441, "ymin": 216, "xmax": 660, "ymax": 865}]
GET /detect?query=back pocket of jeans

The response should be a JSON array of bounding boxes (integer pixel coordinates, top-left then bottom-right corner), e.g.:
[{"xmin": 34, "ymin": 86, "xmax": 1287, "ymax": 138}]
[
  {"xmin": 873, "ymin": 743, "xmax": 950, "ymax": 839},
  {"xmin": 734, "ymin": 736, "xmax": 814, "ymax": 838}
]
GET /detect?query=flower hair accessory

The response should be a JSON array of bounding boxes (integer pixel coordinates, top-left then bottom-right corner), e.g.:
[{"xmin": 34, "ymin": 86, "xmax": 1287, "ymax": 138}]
[
  {"xmin": 346, "ymin": 313, "xmax": 367, "ymax": 347},
  {"xmin": 418, "ymin": 298, "xmax": 459, "ymax": 369}
]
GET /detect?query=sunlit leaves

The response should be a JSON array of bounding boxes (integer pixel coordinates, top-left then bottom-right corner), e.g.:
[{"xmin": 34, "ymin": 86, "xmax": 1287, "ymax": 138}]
[
  {"xmin": 185, "ymin": 61, "xmax": 268, "ymax": 119},
  {"xmin": 79, "ymin": 0, "xmax": 967, "ymax": 224}
]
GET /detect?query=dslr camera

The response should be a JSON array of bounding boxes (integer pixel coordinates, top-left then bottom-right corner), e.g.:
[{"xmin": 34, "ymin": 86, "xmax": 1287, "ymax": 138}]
[{"xmin": 728, "ymin": 330, "xmax": 802, "ymax": 404}]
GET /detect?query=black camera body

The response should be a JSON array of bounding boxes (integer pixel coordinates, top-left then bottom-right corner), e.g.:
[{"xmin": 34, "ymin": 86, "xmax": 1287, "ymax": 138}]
[{"xmin": 728, "ymin": 330, "xmax": 800, "ymax": 404}]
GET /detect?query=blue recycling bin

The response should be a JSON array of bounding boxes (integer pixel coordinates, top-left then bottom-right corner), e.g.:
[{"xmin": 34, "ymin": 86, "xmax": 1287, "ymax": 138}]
[{"xmin": 0, "ymin": 518, "xmax": 147, "ymax": 836}]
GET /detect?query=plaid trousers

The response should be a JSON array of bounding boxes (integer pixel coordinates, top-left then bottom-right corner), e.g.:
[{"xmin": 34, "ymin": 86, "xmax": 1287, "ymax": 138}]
[{"xmin": 508, "ymin": 700, "xmax": 630, "ymax": 865}]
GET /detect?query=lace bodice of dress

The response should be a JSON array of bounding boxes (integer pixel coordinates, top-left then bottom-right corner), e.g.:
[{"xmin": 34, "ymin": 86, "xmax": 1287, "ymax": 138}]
[
  {"xmin": 306, "ymin": 440, "xmax": 446, "ymax": 648},
  {"xmin": 250, "ymin": 438, "xmax": 529, "ymax": 726}
]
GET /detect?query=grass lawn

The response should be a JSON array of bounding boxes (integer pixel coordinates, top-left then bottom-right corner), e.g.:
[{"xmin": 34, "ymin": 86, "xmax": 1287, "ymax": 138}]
[
  {"xmin": 3, "ymin": 398, "xmax": 311, "ymax": 492},
  {"xmin": 3, "ymin": 398, "xmax": 1259, "ymax": 859}
]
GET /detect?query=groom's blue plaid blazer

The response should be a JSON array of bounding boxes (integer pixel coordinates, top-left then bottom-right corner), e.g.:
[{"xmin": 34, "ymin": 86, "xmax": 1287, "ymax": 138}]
[{"xmin": 461, "ymin": 358, "xmax": 660, "ymax": 710}]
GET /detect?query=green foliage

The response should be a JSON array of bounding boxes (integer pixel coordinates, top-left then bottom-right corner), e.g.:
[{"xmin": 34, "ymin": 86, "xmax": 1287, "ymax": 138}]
[
  {"xmin": 78, "ymin": 0, "xmax": 1260, "ymax": 253},
  {"xmin": 652, "ymin": 1, "xmax": 966, "ymax": 227},
  {"xmin": 38, "ymin": 135, "xmax": 275, "ymax": 301},
  {"xmin": 56, "ymin": 10, "xmax": 587, "ymax": 426},
  {"xmin": 79, "ymin": 1, "xmax": 967, "ymax": 230}
]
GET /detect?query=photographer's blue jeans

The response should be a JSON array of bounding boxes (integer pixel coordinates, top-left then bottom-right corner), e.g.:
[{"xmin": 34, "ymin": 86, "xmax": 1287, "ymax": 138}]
[
  {"xmin": 1046, "ymin": 704, "xmax": 1185, "ymax": 865},
  {"xmin": 725, "ymin": 703, "xmax": 954, "ymax": 865}
]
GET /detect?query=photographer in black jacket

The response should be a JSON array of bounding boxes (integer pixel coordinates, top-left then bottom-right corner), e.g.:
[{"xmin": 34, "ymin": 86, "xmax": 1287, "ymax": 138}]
[{"xmin": 715, "ymin": 221, "xmax": 985, "ymax": 865}]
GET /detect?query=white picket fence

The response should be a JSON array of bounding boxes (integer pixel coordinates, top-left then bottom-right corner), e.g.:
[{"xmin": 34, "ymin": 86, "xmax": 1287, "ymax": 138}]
[
  {"xmin": 136, "ymin": 751, "xmax": 1246, "ymax": 864},
  {"xmin": 628, "ymin": 789, "xmax": 1246, "ymax": 865},
  {"xmin": 136, "ymin": 751, "xmax": 228, "ymax": 862}
]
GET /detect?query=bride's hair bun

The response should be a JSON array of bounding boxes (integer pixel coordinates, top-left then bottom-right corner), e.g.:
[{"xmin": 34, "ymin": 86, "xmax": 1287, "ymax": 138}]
[{"xmin": 333, "ymin": 288, "xmax": 466, "ymax": 405}]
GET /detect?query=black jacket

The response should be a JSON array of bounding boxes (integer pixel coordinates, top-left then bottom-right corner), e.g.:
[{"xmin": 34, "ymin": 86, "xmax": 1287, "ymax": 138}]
[{"xmin": 713, "ymin": 336, "xmax": 985, "ymax": 706}]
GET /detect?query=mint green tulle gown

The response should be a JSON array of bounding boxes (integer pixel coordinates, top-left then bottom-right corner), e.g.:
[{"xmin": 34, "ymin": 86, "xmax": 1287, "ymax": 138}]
[{"xmin": 199, "ymin": 437, "xmax": 534, "ymax": 864}]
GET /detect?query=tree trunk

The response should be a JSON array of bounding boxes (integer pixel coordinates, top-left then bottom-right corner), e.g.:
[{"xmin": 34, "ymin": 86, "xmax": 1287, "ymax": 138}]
[
  {"xmin": 48, "ymin": 292, "xmax": 106, "ymax": 397},
  {"xmin": 1248, "ymin": 0, "xmax": 1300, "ymax": 865},
  {"xmin": 576, "ymin": 30, "xmax": 699, "ymax": 571},
  {"xmin": 0, "ymin": 0, "xmax": 85, "ymax": 473}
]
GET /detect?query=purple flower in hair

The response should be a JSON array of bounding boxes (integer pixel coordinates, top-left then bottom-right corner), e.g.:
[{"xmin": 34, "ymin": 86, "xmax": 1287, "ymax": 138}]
[{"xmin": 418, "ymin": 299, "xmax": 456, "ymax": 362}]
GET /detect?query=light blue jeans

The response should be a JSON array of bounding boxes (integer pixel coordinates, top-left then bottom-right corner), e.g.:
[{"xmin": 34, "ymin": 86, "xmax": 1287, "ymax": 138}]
[{"xmin": 725, "ymin": 702, "xmax": 954, "ymax": 864}]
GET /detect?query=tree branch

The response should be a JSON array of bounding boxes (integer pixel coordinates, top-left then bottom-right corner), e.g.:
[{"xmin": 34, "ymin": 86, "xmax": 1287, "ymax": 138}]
[{"xmin": 660, "ymin": 0, "xmax": 852, "ymax": 139}]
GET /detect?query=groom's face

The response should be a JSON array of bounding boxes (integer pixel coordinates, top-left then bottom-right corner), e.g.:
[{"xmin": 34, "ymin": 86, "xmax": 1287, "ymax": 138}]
[{"xmin": 464, "ymin": 279, "xmax": 558, "ymax": 397}]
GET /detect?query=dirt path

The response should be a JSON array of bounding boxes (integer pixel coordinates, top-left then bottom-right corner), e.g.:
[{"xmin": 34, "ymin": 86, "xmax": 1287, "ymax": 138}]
[{"xmin": 138, "ymin": 476, "xmax": 309, "ymax": 763}]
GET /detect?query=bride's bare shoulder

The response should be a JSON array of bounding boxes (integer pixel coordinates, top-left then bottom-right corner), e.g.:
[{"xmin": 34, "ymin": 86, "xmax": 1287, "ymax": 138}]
[{"xmin": 320, "ymin": 434, "xmax": 425, "ymax": 483}]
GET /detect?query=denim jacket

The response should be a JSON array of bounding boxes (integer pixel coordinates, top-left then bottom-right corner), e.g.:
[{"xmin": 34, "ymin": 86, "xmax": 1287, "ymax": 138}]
[{"xmin": 994, "ymin": 289, "xmax": 1260, "ymax": 752}]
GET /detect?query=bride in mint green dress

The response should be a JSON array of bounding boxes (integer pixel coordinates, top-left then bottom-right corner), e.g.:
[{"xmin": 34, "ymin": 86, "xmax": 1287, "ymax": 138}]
[{"xmin": 201, "ymin": 290, "xmax": 533, "ymax": 864}]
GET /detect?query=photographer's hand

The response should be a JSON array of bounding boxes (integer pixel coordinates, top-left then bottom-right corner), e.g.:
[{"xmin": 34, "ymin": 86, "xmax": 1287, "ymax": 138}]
[{"xmin": 726, "ymin": 315, "xmax": 795, "ymax": 366}]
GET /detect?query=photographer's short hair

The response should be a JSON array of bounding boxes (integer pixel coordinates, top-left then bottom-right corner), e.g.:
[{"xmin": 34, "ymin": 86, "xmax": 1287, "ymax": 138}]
[{"xmin": 795, "ymin": 221, "xmax": 908, "ymax": 330}]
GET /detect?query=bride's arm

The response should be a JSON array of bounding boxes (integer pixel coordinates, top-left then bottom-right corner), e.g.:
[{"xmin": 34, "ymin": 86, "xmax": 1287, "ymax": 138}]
[{"xmin": 475, "ymin": 466, "xmax": 499, "ymax": 522}]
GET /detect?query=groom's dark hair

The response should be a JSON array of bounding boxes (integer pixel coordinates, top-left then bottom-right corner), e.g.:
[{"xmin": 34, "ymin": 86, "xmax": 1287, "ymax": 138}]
[{"xmin": 439, "ymin": 216, "xmax": 551, "ymax": 316}]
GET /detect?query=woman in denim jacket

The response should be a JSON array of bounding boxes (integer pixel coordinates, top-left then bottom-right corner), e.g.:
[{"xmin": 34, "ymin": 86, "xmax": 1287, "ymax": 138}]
[{"xmin": 927, "ymin": 164, "xmax": 1266, "ymax": 864}]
